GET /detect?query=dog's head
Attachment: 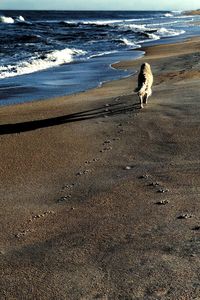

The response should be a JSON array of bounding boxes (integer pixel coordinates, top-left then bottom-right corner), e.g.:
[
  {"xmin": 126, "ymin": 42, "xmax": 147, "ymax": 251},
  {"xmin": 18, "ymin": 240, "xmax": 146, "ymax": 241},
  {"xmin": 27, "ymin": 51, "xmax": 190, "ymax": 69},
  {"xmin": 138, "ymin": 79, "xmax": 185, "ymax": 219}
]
[{"xmin": 140, "ymin": 62, "xmax": 151, "ymax": 73}]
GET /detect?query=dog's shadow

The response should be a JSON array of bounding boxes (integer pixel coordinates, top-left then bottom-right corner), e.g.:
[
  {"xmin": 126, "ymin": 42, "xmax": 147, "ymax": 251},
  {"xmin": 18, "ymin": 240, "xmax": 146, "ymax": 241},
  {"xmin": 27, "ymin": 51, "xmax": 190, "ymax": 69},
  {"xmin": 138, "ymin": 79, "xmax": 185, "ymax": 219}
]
[{"xmin": 0, "ymin": 102, "xmax": 139, "ymax": 135}]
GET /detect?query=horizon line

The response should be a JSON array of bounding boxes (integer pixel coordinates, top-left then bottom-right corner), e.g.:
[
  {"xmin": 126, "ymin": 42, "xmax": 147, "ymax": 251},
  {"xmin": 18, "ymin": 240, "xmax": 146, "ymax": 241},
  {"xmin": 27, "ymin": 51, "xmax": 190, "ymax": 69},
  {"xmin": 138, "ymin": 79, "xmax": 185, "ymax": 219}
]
[{"xmin": 0, "ymin": 9, "xmax": 188, "ymax": 12}]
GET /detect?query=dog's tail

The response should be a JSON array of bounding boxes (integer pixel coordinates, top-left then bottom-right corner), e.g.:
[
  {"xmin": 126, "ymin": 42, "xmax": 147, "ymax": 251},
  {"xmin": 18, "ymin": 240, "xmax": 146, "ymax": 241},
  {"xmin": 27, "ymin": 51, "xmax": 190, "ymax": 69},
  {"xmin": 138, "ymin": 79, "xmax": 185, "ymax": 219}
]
[{"xmin": 134, "ymin": 82, "xmax": 147, "ymax": 95}]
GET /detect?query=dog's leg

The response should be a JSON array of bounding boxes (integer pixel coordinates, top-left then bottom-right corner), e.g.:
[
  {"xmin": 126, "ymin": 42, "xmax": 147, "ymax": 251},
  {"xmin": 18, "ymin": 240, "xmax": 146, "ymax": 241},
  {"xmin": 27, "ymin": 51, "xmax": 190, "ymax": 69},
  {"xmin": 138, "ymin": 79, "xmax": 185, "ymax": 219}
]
[
  {"xmin": 139, "ymin": 95, "xmax": 144, "ymax": 108},
  {"xmin": 143, "ymin": 93, "xmax": 148, "ymax": 104},
  {"xmin": 144, "ymin": 89, "xmax": 152, "ymax": 104},
  {"xmin": 147, "ymin": 89, "xmax": 152, "ymax": 100}
]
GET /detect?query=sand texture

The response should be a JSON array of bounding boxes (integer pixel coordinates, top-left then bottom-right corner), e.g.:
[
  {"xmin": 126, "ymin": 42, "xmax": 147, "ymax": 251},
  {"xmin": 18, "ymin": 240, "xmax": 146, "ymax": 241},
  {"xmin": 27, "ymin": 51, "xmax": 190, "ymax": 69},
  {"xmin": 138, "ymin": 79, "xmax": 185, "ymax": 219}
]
[{"xmin": 0, "ymin": 37, "xmax": 200, "ymax": 299}]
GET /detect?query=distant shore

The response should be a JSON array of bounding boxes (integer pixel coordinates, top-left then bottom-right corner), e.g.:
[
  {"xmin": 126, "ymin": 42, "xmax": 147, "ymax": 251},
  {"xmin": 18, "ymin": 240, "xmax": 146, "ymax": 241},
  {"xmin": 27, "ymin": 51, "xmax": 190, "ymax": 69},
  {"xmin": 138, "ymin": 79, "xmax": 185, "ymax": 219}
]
[
  {"xmin": 184, "ymin": 9, "xmax": 200, "ymax": 15},
  {"xmin": 0, "ymin": 36, "xmax": 200, "ymax": 299}
]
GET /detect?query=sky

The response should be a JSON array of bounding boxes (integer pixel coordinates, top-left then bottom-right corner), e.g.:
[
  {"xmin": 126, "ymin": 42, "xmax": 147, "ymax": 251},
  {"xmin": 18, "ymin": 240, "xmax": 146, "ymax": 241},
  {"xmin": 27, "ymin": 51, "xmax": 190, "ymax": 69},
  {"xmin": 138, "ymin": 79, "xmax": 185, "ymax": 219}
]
[{"xmin": 0, "ymin": 0, "xmax": 199, "ymax": 11}]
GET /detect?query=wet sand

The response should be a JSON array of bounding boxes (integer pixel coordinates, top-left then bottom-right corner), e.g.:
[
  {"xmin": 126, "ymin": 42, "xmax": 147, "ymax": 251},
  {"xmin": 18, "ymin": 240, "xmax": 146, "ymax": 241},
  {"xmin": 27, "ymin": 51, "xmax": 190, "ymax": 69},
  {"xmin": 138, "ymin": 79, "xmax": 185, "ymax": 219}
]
[{"xmin": 0, "ymin": 37, "xmax": 200, "ymax": 299}]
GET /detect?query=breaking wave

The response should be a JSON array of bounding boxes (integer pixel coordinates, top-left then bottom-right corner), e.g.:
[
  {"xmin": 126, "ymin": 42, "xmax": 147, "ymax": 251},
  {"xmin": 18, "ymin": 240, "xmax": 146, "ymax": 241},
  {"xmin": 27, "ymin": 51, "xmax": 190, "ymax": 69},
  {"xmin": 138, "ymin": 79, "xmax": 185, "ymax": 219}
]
[
  {"xmin": 0, "ymin": 11, "xmax": 190, "ymax": 81},
  {"xmin": 16, "ymin": 15, "xmax": 25, "ymax": 22},
  {"xmin": 0, "ymin": 48, "xmax": 86, "ymax": 79},
  {"xmin": 87, "ymin": 50, "xmax": 118, "ymax": 59},
  {"xmin": 157, "ymin": 27, "xmax": 185, "ymax": 37},
  {"xmin": 121, "ymin": 23, "xmax": 185, "ymax": 39},
  {"xmin": 0, "ymin": 15, "xmax": 26, "ymax": 24},
  {"xmin": 164, "ymin": 13, "xmax": 174, "ymax": 17},
  {"xmin": 119, "ymin": 38, "xmax": 141, "ymax": 48},
  {"xmin": 57, "ymin": 17, "xmax": 155, "ymax": 27},
  {"xmin": 0, "ymin": 16, "xmax": 15, "ymax": 24}
]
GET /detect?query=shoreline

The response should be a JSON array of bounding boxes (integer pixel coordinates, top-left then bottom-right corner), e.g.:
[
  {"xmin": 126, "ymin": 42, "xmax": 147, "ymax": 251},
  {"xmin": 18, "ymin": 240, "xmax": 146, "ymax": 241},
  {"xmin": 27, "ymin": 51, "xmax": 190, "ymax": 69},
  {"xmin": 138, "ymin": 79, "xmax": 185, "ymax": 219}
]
[
  {"xmin": 0, "ymin": 49, "xmax": 141, "ymax": 107},
  {"xmin": 0, "ymin": 36, "xmax": 200, "ymax": 299},
  {"xmin": 0, "ymin": 31, "xmax": 197, "ymax": 108},
  {"xmin": 1, "ymin": 21, "xmax": 198, "ymax": 107},
  {"xmin": 0, "ymin": 34, "xmax": 196, "ymax": 113}
]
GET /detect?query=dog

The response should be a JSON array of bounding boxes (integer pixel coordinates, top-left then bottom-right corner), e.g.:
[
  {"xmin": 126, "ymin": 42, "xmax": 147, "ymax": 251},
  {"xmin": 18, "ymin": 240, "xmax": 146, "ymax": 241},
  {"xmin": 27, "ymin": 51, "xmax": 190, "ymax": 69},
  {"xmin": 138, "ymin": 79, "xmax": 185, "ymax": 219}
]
[{"xmin": 135, "ymin": 62, "xmax": 153, "ymax": 108}]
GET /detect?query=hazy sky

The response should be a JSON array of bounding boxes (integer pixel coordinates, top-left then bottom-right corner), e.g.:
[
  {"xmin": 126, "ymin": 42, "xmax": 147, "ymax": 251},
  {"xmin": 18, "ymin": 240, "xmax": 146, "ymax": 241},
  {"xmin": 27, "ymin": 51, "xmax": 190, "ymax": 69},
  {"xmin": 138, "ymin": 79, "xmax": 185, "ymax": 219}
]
[{"xmin": 0, "ymin": 0, "xmax": 199, "ymax": 11}]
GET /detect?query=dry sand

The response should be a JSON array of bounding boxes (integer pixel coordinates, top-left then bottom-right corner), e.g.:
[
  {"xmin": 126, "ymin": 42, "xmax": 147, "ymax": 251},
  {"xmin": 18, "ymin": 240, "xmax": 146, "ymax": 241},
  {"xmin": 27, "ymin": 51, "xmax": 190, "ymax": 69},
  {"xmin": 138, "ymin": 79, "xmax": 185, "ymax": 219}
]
[{"xmin": 0, "ymin": 37, "xmax": 200, "ymax": 299}]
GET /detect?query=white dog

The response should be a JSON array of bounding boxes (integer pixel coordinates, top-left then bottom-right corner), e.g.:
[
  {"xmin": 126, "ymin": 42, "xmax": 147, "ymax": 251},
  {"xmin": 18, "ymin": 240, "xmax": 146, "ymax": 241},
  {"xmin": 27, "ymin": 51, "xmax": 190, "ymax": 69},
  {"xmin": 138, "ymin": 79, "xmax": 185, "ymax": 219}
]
[{"xmin": 135, "ymin": 62, "xmax": 153, "ymax": 108}]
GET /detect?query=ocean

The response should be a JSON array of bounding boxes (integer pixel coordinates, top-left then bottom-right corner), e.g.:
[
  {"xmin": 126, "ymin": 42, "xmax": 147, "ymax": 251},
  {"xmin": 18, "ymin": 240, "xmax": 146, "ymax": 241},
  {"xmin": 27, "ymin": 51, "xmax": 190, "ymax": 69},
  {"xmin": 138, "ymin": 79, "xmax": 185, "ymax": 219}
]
[{"xmin": 0, "ymin": 10, "xmax": 199, "ymax": 105}]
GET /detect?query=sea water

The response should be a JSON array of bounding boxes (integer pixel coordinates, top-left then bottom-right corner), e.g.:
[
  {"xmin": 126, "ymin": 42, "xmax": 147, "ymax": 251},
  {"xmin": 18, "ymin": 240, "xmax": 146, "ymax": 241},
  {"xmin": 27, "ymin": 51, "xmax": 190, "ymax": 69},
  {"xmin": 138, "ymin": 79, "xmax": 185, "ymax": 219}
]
[{"xmin": 0, "ymin": 10, "xmax": 199, "ymax": 105}]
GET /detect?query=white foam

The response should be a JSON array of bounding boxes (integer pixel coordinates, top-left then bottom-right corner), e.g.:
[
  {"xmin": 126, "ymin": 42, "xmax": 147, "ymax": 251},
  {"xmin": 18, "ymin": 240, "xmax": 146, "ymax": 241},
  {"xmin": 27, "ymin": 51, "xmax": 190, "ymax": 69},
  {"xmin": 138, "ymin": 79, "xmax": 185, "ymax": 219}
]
[
  {"xmin": 123, "ymin": 22, "xmax": 185, "ymax": 39},
  {"xmin": 120, "ymin": 23, "xmax": 161, "ymax": 43},
  {"xmin": 82, "ymin": 19, "xmax": 123, "ymax": 25},
  {"xmin": 63, "ymin": 19, "xmax": 124, "ymax": 26},
  {"xmin": 164, "ymin": 13, "xmax": 173, "ymax": 17},
  {"xmin": 124, "ymin": 24, "xmax": 147, "ymax": 31},
  {"xmin": 137, "ymin": 34, "xmax": 160, "ymax": 44},
  {"xmin": 172, "ymin": 10, "xmax": 183, "ymax": 15},
  {"xmin": 147, "ymin": 33, "xmax": 160, "ymax": 40},
  {"xmin": 120, "ymin": 38, "xmax": 140, "ymax": 48},
  {"xmin": 0, "ymin": 15, "xmax": 26, "ymax": 24},
  {"xmin": 0, "ymin": 48, "xmax": 86, "ymax": 79},
  {"xmin": 157, "ymin": 27, "xmax": 185, "ymax": 37},
  {"xmin": 126, "ymin": 17, "xmax": 155, "ymax": 22},
  {"xmin": 0, "ymin": 16, "xmax": 15, "ymax": 24},
  {"xmin": 150, "ymin": 20, "xmax": 179, "ymax": 26},
  {"xmin": 64, "ymin": 18, "xmax": 152, "ymax": 26},
  {"xmin": 16, "ymin": 15, "xmax": 25, "ymax": 22},
  {"xmin": 176, "ymin": 15, "xmax": 194, "ymax": 18},
  {"xmin": 88, "ymin": 50, "xmax": 118, "ymax": 59}
]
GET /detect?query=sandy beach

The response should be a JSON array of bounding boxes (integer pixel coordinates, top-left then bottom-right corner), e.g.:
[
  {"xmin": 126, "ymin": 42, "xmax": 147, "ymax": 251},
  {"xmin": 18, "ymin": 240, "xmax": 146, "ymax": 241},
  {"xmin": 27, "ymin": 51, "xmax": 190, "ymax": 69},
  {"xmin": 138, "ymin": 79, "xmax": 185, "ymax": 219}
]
[{"xmin": 0, "ymin": 36, "xmax": 200, "ymax": 299}]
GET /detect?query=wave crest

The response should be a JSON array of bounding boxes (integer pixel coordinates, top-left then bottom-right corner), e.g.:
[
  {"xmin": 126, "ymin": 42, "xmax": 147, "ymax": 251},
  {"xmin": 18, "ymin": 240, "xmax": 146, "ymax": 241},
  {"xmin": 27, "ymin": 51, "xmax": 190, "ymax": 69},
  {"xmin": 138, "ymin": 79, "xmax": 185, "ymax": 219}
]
[
  {"xmin": 157, "ymin": 27, "xmax": 185, "ymax": 37},
  {"xmin": 119, "ymin": 38, "xmax": 140, "ymax": 48},
  {"xmin": 121, "ymin": 23, "xmax": 185, "ymax": 40},
  {"xmin": 164, "ymin": 13, "xmax": 173, "ymax": 17},
  {"xmin": 0, "ymin": 48, "xmax": 86, "ymax": 79},
  {"xmin": 16, "ymin": 15, "xmax": 25, "ymax": 22},
  {"xmin": 0, "ymin": 16, "xmax": 15, "ymax": 24},
  {"xmin": 0, "ymin": 15, "xmax": 26, "ymax": 24}
]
